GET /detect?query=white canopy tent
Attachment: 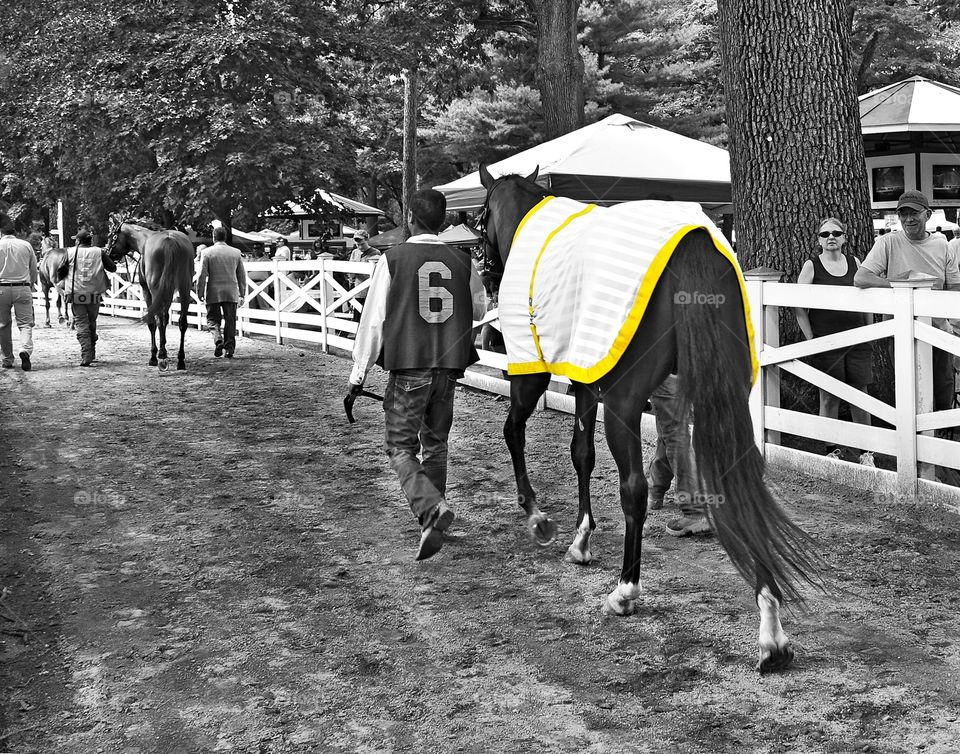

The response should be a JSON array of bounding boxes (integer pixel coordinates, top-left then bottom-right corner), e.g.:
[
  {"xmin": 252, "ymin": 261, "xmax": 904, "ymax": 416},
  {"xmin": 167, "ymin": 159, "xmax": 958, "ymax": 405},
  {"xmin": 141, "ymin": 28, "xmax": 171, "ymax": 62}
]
[{"xmin": 433, "ymin": 113, "xmax": 732, "ymax": 211}]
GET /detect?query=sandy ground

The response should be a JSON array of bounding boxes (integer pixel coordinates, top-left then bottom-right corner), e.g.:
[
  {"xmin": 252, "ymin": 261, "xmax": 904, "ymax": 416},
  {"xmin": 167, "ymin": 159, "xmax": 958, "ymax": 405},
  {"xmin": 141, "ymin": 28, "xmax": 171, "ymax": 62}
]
[{"xmin": 1, "ymin": 311, "xmax": 959, "ymax": 753}]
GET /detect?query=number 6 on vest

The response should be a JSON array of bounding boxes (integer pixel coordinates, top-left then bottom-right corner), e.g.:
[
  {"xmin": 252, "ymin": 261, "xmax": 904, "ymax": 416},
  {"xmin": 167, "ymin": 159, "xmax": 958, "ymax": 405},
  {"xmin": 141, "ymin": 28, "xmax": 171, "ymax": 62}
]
[{"xmin": 418, "ymin": 261, "xmax": 454, "ymax": 323}]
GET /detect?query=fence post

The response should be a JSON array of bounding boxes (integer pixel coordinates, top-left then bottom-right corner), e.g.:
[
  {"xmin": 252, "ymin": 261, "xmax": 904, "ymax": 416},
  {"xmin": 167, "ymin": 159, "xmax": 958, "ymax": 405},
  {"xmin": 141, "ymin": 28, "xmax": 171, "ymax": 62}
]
[
  {"xmin": 273, "ymin": 259, "xmax": 283, "ymax": 345},
  {"xmin": 891, "ymin": 277, "xmax": 937, "ymax": 496},
  {"xmin": 743, "ymin": 267, "xmax": 783, "ymax": 456},
  {"xmin": 319, "ymin": 258, "xmax": 328, "ymax": 353}
]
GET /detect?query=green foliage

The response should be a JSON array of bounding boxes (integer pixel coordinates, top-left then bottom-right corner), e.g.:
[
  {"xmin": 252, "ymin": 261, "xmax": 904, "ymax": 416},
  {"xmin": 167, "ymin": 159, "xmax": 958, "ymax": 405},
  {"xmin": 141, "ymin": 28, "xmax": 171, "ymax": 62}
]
[{"xmin": 851, "ymin": 0, "xmax": 960, "ymax": 91}]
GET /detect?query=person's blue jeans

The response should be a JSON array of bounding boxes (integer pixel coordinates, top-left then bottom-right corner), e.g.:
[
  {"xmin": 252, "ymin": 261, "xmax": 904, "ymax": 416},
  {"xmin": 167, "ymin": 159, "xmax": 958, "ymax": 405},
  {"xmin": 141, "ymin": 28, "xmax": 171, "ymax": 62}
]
[
  {"xmin": 647, "ymin": 374, "xmax": 703, "ymax": 516},
  {"xmin": 384, "ymin": 368, "xmax": 458, "ymax": 526}
]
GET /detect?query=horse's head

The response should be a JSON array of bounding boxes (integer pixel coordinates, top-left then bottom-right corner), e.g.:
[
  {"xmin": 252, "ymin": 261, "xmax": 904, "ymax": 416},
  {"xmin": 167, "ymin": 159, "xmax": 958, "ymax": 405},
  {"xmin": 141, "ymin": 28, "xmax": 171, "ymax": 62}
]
[
  {"xmin": 477, "ymin": 164, "xmax": 545, "ymax": 292},
  {"xmin": 105, "ymin": 216, "xmax": 139, "ymax": 262}
]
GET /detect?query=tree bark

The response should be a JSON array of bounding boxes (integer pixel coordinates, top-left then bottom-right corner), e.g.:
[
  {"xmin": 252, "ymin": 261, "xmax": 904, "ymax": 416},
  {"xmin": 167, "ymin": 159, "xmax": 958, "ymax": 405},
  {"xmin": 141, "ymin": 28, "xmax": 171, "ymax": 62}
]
[
  {"xmin": 529, "ymin": 0, "xmax": 584, "ymax": 139},
  {"xmin": 401, "ymin": 67, "xmax": 418, "ymax": 224},
  {"xmin": 717, "ymin": 0, "xmax": 872, "ymax": 284}
]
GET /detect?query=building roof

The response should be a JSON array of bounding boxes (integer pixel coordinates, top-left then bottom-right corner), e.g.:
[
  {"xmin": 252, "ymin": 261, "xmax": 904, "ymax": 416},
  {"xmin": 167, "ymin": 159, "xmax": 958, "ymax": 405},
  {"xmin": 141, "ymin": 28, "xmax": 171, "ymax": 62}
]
[
  {"xmin": 264, "ymin": 190, "xmax": 384, "ymax": 218},
  {"xmin": 859, "ymin": 77, "xmax": 960, "ymax": 134}
]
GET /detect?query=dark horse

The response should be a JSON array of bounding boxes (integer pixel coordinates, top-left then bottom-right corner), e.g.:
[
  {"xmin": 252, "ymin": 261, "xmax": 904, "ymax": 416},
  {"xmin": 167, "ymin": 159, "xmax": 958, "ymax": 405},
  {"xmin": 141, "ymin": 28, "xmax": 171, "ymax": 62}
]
[
  {"xmin": 38, "ymin": 248, "xmax": 73, "ymax": 328},
  {"xmin": 479, "ymin": 167, "xmax": 820, "ymax": 672},
  {"xmin": 106, "ymin": 220, "xmax": 195, "ymax": 370}
]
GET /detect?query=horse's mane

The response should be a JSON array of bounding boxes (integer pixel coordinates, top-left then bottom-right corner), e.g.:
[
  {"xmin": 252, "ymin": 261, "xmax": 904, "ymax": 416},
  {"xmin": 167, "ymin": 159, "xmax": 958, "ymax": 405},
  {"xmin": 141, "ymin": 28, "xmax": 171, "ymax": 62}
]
[{"xmin": 124, "ymin": 219, "xmax": 167, "ymax": 232}]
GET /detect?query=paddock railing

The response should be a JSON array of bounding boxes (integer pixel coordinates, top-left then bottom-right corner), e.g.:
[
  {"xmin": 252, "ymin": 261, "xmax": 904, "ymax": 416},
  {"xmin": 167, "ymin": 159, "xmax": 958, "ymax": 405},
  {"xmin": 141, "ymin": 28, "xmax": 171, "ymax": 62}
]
[
  {"xmin": 34, "ymin": 258, "xmax": 960, "ymax": 505},
  {"xmin": 745, "ymin": 269, "xmax": 960, "ymax": 507}
]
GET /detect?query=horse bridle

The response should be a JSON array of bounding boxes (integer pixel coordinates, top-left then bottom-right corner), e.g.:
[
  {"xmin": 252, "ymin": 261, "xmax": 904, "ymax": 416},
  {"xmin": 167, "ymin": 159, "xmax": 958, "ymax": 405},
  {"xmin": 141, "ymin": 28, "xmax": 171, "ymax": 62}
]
[
  {"xmin": 104, "ymin": 216, "xmax": 129, "ymax": 262},
  {"xmin": 474, "ymin": 176, "xmax": 511, "ymax": 291}
]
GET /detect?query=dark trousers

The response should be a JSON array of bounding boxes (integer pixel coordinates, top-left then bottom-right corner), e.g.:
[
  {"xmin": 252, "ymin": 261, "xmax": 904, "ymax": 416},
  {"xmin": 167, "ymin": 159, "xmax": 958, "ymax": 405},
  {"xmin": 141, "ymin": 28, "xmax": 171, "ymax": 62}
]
[
  {"xmin": 647, "ymin": 374, "xmax": 704, "ymax": 516},
  {"xmin": 383, "ymin": 368, "xmax": 457, "ymax": 526},
  {"xmin": 933, "ymin": 346, "xmax": 955, "ymax": 413},
  {"xmin": 206, "ymin": 302, "xmax": 237, "ymax": 353},
  {"xmin": 72, "ymin": 300, "xmax": 101, "ymax": 362}
]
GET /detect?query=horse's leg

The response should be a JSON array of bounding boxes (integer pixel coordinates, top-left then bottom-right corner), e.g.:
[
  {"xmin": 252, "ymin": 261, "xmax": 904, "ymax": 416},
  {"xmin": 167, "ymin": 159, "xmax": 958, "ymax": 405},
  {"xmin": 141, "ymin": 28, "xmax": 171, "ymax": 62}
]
[
  {"xmin": 600, "ymin": 395, "xmax": 649, "ymax": 616},
  {"xmin": 157, "ymin": 308, "xmax": 169, "ymax": 370},
  {"xmin": 143, "ymin": 286, "xmax": 159, "ymax": 366},
  {"xmin": 176, "ymin": 287, "xmax": 190, "ymax": 370},
  {"xmin": 566, "ymin": 382, "xmax": 599, "ymax": 565},
  {"xmin": 756, "ymin": 568, "xmax": 793, "ymax": 673},
  {"xmin": 504, "ymin": 373, "xmax": 557, "ymax": 545},
  {"xmin": 43, "ymin": 285, "xmax": 52, "ymax": 327}
]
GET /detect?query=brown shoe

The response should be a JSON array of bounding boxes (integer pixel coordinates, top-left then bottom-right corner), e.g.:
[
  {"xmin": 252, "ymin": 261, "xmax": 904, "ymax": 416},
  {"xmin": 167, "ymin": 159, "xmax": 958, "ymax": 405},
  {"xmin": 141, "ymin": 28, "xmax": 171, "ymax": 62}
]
[{"xmin": 19, "ymin": 351, "xmax": 31, "ymax": 371}]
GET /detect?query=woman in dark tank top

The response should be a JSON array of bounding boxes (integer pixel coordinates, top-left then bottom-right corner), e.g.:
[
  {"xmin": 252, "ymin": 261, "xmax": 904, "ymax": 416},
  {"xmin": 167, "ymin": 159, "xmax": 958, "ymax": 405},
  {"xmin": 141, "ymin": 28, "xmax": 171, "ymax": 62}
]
[{"xmin": 794, "ymin": 217, "xmax": 875, "ymax": 465}]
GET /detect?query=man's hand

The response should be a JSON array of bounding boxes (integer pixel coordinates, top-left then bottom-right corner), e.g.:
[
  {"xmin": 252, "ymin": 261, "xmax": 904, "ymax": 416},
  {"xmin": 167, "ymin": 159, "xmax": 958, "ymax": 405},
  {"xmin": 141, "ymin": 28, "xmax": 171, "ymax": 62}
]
[{"xmin": 343, "ymin": 382, "xmax": 364, "ymax": 423}]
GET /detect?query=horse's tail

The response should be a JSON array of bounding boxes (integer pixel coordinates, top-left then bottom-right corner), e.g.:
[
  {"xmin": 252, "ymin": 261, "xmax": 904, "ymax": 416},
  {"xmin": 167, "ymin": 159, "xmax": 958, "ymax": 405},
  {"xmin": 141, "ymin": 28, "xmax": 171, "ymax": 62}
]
[
  {"xmin": 141, "ymin": 235, "xmax": 192, "ymax": 323},
  {"xmin": 671, "ymin": 229, "xmax": 822, "ymax": 605}
]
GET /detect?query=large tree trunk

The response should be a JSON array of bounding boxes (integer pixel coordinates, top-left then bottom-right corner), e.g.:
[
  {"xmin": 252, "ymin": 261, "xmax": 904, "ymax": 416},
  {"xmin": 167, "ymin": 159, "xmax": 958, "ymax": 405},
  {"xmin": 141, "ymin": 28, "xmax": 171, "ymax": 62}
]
[
  {"xmin": 717, "ymin": 0, "xmax": 872, "ymax": 284},
  {"xmin": 401, "ymin": 67, "xmax": 418, "ymax": 224},
  {"xmin": 529, "ymin": 0, "xmax": 584, "ymax": 139}
]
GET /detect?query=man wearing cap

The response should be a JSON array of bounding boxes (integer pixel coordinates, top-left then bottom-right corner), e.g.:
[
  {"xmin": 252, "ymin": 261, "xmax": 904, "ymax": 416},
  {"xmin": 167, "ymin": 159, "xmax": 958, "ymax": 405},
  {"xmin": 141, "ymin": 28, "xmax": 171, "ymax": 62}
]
[
  {"xmin": 855, "ymin": 189, "xmax": 960, "ymax": 414},
  {"xmin": 0, "ymin": 213, "xmax": 38, "ymax": 370},
  {"xmin": 347, "ymin": 229, "xmax": 381, "ymax": 326},
  {"xmin": 58, "ymin": 228, "xmax": 117, "ymax": 367}
]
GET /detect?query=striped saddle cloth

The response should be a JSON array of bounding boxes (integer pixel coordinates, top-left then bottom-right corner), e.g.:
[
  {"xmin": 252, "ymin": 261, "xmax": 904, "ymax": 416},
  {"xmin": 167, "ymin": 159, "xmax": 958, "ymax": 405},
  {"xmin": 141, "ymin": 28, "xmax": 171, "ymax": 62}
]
[{"xmin": 498, "ymin": 196, "xmax": 753, "ymax": 383}]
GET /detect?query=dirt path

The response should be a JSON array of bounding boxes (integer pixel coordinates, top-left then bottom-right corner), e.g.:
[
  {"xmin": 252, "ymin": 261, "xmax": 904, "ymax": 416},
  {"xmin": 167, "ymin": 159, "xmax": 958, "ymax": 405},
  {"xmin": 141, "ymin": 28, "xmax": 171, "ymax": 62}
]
[{"xmin": 2, "ymin": 314, "xmax": 959, "ymax": 753}]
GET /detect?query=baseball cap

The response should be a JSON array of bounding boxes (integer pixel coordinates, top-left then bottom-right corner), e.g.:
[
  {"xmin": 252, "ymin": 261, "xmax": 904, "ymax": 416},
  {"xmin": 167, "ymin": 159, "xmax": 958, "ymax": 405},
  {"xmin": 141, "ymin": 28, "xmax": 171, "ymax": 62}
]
[
  {"xmin": 354, "ymin": 229, "xmax": 369, "ymax": 240},
  {"xmin": 897, "ymin": 190, "xmax": 930, "ymax": 212},
  {"xmin": 73, "ymin": 229, "xmax": 92, "ymax": 242}
]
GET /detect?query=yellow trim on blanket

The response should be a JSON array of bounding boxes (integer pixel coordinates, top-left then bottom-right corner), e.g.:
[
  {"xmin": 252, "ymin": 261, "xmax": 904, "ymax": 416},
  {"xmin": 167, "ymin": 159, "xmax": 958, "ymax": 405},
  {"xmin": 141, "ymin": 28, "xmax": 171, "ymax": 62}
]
[
  {"xmin": 527, "ymin": 202, "xmax": 597, "ymax": 363},
  {"xmin": 506, "ymin": 225, "xmax": 758, "ymax": 385}
]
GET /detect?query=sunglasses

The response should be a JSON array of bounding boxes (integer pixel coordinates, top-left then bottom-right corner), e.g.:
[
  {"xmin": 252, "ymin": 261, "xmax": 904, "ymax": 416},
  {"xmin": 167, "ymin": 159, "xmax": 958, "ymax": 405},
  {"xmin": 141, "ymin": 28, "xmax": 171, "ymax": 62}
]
[{"xmin": 818, "ymin": 231, "xmax": 844, "ymax": 238}]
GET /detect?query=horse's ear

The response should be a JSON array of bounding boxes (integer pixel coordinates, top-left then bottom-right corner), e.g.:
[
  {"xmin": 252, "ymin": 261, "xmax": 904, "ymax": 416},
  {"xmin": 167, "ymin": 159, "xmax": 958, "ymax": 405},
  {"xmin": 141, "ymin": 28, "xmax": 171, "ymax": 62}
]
[
  {"xmin": 525, "ymin": 166, "xmax": 540, "ymax": 183},
  {"xmin": 479, "ymin": 163, "xmax": 495, "ymax": 190}
]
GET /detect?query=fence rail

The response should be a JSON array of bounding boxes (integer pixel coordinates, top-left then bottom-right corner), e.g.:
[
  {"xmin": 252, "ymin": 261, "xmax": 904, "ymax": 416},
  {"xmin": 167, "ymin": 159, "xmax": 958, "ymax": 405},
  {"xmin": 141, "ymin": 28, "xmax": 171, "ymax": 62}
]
[{"xmin": 34, "ymin": 258, "xmax": 960, "ymax": 506}]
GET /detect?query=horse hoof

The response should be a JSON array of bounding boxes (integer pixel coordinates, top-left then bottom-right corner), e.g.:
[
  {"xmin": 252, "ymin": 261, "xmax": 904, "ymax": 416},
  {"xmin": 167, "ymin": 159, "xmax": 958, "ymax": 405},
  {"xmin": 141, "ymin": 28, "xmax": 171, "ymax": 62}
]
[
  {"xmin": 564, "ymin": 544, "xmax": 592, "ymax": 565},
  {"xmin": 158, "ymin": 359, "xmax": 168, "ymax": 371},
  {"xmin": 149, "ymin": 358, "xmax": 158, "ymax": 366},
  {"xmin": 602, "ymin": 594, "xmax": 636, "ymax": 616},
  {"xmin": 757, "ymin": 642, "xmax": 794, "ymax": 674},
  {"xmin": 176, "ymin": 362, "xmax": 186, "ymax": 371},
  {"xmin": 45, "ymin": 323, "xmax": 52, "ymax": 328},
  {"xmin": 528, "ymin": 514, "xmax": 557, "ymax": 546}
]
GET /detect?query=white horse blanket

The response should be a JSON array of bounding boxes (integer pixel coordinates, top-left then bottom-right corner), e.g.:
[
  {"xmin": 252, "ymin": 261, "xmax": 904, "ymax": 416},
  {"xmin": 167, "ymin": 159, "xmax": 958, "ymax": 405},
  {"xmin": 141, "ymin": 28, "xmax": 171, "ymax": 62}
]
[{"xmin": 498, "ymin": 196, "xmax": 756, "ymax": 383}]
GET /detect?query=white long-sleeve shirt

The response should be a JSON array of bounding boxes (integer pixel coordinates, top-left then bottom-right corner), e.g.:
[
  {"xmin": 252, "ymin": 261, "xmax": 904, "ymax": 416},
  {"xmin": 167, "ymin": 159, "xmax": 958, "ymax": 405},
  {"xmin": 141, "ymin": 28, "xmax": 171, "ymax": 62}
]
[{"xmin": 349, "ymin": 234, "xmax": 487, "ymax": 385}]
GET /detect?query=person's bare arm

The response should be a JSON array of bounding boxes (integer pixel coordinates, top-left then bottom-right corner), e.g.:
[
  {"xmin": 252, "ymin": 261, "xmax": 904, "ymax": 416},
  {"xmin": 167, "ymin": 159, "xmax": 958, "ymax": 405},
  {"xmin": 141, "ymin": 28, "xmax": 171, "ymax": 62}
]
[
  {"xmin": 853, "ymin": 266, "xmax": 890, "ymax": 288},
  {"xmin": 793, "ymin": 259, "xmax": 815, "ymax": 340}
]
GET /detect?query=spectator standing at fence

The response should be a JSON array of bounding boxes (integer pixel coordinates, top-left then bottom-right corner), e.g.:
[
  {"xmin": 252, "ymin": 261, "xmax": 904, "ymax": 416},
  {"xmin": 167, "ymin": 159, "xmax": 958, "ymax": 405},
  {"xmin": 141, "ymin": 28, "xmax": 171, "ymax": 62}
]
[
  {"xmin": 347, "ymin": 229, "xmax": 381, "ymax": 325},
  {"xmin": 197, "ymin": 227, "xmax": 246, "ymax": 359},
  {"xmin": 855, "ymin": 190, "xmax": 960, "ymax": 416},
  {"xmin": 347, "ymin": 188, "xmax": 486, "ymax": 561},
  {"xmin": 0, "ymin": 213, "xmax": 38, "ymax": 371},
  {"xmin": 795, "ymin": 218, "xmax": 875, "ymax": 465},
  {"xmin": 274, "ymin": 237, "xmax": 291, "ymax": 261},
  {"xmin": 57, "ymin": 228, "xmax": 116, "ymax": 367}
]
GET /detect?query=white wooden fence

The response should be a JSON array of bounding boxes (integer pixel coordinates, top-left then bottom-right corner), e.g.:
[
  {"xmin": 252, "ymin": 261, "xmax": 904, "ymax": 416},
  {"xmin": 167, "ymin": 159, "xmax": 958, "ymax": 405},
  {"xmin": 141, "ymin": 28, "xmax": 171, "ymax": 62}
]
[{"xmin": 35, "ymin": 258, "xmax": 960, "ymax": 506}]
